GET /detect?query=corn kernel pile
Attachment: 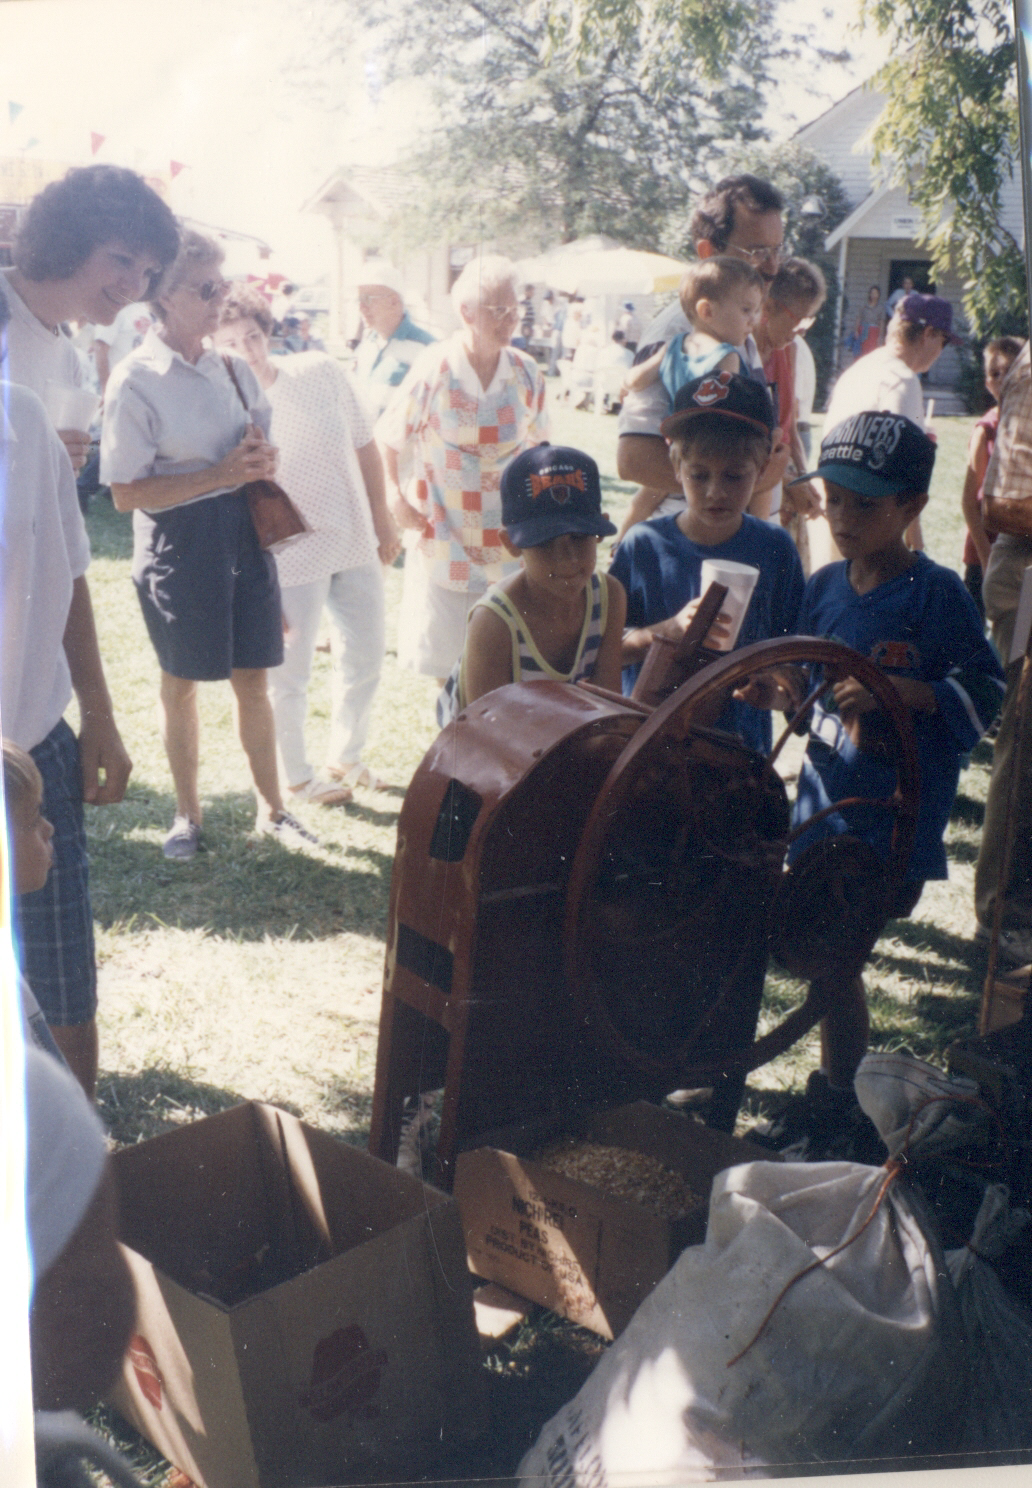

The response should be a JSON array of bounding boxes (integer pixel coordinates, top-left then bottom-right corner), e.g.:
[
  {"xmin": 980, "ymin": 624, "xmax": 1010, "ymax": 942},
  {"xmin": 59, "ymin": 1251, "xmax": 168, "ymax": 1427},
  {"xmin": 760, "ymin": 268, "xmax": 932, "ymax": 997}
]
[{"xmin": 535, "ymin": 1140, "xmax": 702, "ymax": 1219}]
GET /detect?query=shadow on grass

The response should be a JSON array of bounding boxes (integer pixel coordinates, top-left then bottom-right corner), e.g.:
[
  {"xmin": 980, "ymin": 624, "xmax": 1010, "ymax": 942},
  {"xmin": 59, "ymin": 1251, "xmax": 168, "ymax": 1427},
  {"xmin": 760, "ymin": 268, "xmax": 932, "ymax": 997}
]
[
  {"xmin": 318, "ymin": 1075, "xmax": 374, "ymax": 1147},
  {"xmin": 882, "ymin": 915, "xmax": 983, "ymax": 964},
  {"xmin": 951, "ymin": 791, "xmax": 986, "ymax": 829},
  {"xmin": 87, "ymin": 787, "xmax": 393, "ymax": 940},
  {"xmin": 97, "ymin": 1065, "xmax": 262, "ymax": 1146}
]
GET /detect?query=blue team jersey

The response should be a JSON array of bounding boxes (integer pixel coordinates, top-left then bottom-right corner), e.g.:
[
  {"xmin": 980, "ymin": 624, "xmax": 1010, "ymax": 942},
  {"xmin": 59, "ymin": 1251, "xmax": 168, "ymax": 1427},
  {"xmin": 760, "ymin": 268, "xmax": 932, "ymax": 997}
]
[
  {"xmin": 608, "ymin": 514, "xmax": 804, "ymax": 752},
  {"xmin": 792, "ymin": 554, "xmax": 1005, "ymax": 882}
]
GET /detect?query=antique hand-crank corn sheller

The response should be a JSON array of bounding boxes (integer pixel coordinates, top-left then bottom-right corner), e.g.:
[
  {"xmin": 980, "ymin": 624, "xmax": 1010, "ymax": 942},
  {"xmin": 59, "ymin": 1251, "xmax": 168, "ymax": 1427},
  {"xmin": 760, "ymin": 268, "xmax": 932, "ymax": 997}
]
[{"xmin": 369, "ymin": 614, "xmax": 920, "ymax": 1190}]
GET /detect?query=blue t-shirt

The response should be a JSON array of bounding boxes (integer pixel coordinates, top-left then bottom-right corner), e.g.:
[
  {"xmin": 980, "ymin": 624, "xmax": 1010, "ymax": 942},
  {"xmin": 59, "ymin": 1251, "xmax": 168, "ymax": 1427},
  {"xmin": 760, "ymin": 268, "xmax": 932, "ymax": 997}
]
[
  {"xmin": 609, "ymin": 513, "xmax": 805, "ymax": 752},
  {"xmin": 792, "ymin": 555, "xmax": 1005, "ymax": 882},
  {"xmin": 659, "ymin": 338, "xmax": 746, "ymax": 403}
]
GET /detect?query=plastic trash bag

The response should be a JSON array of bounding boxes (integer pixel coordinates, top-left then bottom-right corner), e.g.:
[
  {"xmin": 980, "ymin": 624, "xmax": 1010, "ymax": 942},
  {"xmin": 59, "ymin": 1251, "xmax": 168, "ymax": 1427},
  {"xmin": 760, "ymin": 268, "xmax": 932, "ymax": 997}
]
[{"xmin": 946, "ymin": 1183, "xmax": 1032, "ymax": 1451}]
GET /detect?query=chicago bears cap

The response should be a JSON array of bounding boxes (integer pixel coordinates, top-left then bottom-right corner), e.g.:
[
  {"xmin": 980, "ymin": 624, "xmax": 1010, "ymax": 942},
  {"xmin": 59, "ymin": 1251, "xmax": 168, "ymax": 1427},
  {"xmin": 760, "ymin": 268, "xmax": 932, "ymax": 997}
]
[
  {"xmin": 792, "ymin": 412, "xmax": 936, "ymax": 497},
  {"xmin": 501, "ymin": 444, "xmax": 617, "ymax": 548},
  {"xmin": 660, "ymin": 370, "xmax": 776, "ymax": 440}
]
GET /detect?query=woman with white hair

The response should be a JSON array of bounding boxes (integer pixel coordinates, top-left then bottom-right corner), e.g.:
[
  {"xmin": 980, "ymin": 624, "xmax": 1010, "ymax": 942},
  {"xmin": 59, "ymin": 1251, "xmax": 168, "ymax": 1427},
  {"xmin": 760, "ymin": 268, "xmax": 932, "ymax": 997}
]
[{"xmin": 378, "ymin": 254, "xmax": 549, "ymax": 682}]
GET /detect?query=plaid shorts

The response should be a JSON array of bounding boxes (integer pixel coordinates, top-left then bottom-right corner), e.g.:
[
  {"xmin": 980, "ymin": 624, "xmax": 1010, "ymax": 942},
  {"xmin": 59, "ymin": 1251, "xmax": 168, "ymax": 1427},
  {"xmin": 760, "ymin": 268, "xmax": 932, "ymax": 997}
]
[{"xmin": 14, "ymin": 719, "xmax": 97, "ymax": 1026}]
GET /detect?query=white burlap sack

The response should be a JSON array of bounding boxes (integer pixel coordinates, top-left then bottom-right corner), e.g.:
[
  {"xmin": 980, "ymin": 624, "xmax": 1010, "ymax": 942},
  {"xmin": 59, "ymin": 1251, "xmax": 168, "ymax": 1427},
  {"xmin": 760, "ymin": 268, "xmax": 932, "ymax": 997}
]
[
  {"xmin": 518, "ymin": 1160, "xmax": 965, "ymax": 1487},
  {"xmin": 854, "ymin": 1051, "xmax": 987, "ymax": 1159}
]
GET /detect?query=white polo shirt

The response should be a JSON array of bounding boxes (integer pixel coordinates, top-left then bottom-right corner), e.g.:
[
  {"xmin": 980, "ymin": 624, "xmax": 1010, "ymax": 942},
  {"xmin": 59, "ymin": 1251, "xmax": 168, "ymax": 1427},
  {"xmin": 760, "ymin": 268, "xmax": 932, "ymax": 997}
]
[
  {"xmin": 0, "ymin": 269, "xmax": 85, "ymax": 400},
  {"xmin": 0, "ymin": 381, "xmax": 91, "ymax": 751},
  {"xmin": 264, "ymin": 352, "xmax": 378, "ymax": 588},
  {"xmin": 824, "ymin": 345, "xmax": 926, "ymax": 434},
  {"xmin": 100, "ymin": 327, "xmax": 271, "ymax": 507}
]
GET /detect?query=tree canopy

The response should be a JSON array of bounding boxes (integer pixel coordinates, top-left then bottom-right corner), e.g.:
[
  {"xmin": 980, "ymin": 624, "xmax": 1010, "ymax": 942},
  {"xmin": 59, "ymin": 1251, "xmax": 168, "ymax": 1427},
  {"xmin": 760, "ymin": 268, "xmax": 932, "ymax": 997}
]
[
  {"xmin": 862, "ymin": 0, "xmax": 1026, "ymax": 336},
  {"xmin": 365, "ymin": 0, "xmax": 780, "ymax": 252}
]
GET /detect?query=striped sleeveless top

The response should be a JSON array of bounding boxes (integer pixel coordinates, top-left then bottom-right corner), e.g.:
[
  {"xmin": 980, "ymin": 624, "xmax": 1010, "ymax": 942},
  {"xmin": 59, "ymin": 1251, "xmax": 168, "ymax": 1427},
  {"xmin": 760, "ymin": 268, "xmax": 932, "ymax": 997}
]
[{"xmin": 436, "ymin": 571, "xmax": 608, "ymax": 726}]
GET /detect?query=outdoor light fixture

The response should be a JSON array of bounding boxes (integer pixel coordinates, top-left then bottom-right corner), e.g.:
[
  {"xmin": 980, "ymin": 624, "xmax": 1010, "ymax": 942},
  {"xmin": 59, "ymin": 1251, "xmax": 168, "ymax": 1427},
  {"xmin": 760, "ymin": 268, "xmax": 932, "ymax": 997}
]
[{"xmin": 799, "ymin": 195, "xmax": 825, "ymax": 219}]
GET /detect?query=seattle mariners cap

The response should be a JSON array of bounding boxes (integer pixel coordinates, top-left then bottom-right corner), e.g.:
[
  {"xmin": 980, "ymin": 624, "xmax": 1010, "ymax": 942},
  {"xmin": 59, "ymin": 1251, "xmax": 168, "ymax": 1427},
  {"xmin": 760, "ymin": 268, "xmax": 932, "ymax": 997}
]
[
  {"xmin": 501, "ymin": 444, "xmax": 617, "ymax": 548},
  {"xmin": 792, "ymin": 412, "xmax": 936, "ymax": 497},
  {"xmin": 660, "ymin": 371, "xmax": 776, "ymax": 440}
]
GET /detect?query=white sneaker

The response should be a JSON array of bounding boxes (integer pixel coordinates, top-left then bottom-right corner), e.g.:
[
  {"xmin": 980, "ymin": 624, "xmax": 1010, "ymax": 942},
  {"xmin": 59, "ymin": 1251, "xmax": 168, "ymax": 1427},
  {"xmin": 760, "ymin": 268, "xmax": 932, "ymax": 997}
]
[
  {"xmin": 255, "ymin": 810, "xmax": 319, "ymax": 848},
  {"xmin": 975, "ymin": 922, "xmax": 1032, "ymax": 967}
]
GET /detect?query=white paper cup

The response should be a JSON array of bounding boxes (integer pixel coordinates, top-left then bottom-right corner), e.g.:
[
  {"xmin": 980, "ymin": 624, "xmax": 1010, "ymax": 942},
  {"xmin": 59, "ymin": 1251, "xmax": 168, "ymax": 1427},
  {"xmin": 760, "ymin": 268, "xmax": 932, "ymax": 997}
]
[
  {"xmin": 42, "ymin": 381, "xmax": 100, "ymax": 433},
  {"xmin": 699, "ymin": 558, "xmax": 760, "ymax": 651}
]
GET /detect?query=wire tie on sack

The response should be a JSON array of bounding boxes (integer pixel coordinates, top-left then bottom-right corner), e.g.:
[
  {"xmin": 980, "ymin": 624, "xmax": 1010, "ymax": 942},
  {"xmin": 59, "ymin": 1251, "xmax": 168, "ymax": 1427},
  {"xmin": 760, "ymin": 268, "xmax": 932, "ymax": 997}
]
[
  {"xmin": 726, "ymin": 1158, "xmax": 903, "ymax": 1368},
  {"xmin": 726, "ymin": 1091, "xmax": 1006, "ymax": 1369}
]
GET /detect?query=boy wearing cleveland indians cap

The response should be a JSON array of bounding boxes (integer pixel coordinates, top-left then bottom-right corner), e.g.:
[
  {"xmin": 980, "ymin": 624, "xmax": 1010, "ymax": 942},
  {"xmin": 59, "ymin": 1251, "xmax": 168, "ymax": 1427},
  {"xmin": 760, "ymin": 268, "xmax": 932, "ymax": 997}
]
[
  {"xmin": 768, "ymin": 412, "xmax": 1004, "ymax": 1151},
  {"xmin": 437, "ymin": 444, "xmax": 626, "ymax": 723},
  {"xmin": 611, "ymin": 370, "xmax": 803, "ymax": 753}
]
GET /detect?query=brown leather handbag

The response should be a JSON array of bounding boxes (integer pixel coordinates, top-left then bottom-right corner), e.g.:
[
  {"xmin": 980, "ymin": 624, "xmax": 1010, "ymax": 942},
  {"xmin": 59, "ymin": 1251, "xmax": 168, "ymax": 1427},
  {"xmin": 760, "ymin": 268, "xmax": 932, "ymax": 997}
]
[{"xmin": 222, "ymin": 356, "xmax": 310, "ymax": 551}]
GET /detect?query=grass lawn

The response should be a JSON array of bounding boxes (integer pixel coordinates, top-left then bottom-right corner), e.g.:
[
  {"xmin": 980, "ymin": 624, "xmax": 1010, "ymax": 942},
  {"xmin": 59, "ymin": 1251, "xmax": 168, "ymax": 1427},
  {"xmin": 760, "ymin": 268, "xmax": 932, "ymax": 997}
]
[{"xmin": 80, "ymin": 394, "xmax": 994, "ymax": 1480}]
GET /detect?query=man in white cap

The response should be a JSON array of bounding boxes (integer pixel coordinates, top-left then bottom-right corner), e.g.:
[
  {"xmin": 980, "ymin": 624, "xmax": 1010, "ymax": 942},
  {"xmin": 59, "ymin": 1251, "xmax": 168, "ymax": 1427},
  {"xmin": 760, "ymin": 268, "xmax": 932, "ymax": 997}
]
[{"xmin": 354, "ymin": 262, "xmax": 436, "ymax": 419}]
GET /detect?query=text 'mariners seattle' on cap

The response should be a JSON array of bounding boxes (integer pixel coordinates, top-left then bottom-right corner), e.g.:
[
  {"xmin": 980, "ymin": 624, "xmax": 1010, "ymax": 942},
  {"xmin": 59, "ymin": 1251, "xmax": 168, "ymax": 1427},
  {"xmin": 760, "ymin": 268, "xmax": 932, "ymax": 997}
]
[
  {"xmin": 501, "ymin": 443, "xmax": 618, "ymax": 548},
  {"xmin": 792, "ymin": 412, "xmax": 936, "ymax": 497}
]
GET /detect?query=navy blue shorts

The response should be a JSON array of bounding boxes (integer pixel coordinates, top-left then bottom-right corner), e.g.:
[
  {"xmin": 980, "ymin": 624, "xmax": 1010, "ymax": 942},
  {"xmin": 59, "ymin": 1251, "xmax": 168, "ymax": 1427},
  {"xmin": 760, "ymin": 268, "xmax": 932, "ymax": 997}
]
[
  {"xmin": 132, "ymin": 489, "xmax": 284, "ymax": 681},
  {"xmin": 14, "ymin": 719, "xmax": 96, "ymax": 1027}
]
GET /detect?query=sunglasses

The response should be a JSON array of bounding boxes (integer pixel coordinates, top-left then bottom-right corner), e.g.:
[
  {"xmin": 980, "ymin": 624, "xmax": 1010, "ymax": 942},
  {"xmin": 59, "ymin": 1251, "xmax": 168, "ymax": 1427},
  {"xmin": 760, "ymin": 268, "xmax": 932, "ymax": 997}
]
[
  {"xmin": 189, "ymin": 279, "xmax": 228, "ymax": 302},
  {"xmin": 481, "ymin": 303, "xmax": 520, "ymax": 320}
]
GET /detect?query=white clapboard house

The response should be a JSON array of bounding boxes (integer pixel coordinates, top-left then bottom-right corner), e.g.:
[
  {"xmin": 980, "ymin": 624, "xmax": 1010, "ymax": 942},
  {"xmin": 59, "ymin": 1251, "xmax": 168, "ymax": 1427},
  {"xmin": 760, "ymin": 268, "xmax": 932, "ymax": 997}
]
[{"xmin": 797, "ymin": 81, "xmax": 1025, "ymax": 404}]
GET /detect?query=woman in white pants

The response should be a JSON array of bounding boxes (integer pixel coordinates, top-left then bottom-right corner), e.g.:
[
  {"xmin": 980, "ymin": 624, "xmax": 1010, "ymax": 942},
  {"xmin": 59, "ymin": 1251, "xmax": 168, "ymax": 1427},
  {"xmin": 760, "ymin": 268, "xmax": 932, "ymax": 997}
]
[{"xmin": 215, "ymin": 288, "xmax": 401, "ymax": 802}]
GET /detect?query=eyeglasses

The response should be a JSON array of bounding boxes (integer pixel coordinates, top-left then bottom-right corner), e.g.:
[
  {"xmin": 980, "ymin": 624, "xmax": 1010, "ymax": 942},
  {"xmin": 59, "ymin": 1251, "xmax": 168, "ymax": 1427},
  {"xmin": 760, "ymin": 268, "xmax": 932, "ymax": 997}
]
[
  {"xmin": 358, "ymin": 291, "xmax": 394, "ymax": 306},
  {"xmin": 727, "ymin": 243, "xmax": 784, "ymax": 269},
  {"xmin": 481, "ymin": 303, "xmax": 519, "ymax": 320},
  {"xmin": 189, "ymin": 279, "xmax": 228, "ymax": 302}
]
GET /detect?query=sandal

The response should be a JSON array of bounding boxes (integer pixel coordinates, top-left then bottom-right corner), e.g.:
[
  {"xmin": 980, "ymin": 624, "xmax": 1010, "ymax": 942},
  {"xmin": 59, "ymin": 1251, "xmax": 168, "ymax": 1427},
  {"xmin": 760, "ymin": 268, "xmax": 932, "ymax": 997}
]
[
  {"xmin": 288, "ymin": 776, "xmax": 352, "ymax": 807},
  {"xmin": 327, "ymin": 762, "xmax": 389, "ymax": 791}
]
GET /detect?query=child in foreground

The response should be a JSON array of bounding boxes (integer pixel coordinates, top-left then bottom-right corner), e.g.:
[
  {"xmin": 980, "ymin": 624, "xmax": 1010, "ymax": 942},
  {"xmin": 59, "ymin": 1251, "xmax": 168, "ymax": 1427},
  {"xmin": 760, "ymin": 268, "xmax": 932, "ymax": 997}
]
[
  {"xmin": 3, "ymin": 739, "xmax": 65, "ymax": 1064},
  {"xmin": 437, "ymin": 444, "xmax": 627, "ymax": 724},
  {"xmin": 610, "ymin": 371, "xmax": 804, "ymax": 754},
  {"xmin": 769, "ymin": 414, "xmax": 1005, "ymax": 1151},
  {"xmin": 959, "ymin": 336, "xmax": 1024, "ymax": 618}
]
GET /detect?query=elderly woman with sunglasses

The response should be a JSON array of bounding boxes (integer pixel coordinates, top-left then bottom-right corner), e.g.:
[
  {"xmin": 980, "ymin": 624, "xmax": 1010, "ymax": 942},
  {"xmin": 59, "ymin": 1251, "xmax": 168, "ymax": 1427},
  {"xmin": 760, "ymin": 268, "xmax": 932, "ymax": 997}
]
[
  {"xmin": 377, "ymin": 254, "xmax": 549, "ymax": 683},
  {"xmin": 101, "ymin": 229, "xmax": 309, "ymax": 860}
]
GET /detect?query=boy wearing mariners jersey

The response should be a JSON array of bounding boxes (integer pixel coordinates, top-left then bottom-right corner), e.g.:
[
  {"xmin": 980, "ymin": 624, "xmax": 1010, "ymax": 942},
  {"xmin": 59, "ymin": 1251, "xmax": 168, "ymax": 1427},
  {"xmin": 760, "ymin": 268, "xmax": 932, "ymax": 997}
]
[{"xmin": 773, "ymin": 413, "xmax": 1004, "ymax": 1150}]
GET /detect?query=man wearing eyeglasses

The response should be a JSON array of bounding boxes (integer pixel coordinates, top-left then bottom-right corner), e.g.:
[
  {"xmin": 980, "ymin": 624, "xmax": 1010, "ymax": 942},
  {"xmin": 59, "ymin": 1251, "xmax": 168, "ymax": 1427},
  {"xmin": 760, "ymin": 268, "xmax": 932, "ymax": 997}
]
[
  {"xmin": 617, "ymin": 174, "xmax": 793, "ymax": 515},
  {"xmin": 353, "ymin": 262, "xmax": 437, "ymax": 420}
]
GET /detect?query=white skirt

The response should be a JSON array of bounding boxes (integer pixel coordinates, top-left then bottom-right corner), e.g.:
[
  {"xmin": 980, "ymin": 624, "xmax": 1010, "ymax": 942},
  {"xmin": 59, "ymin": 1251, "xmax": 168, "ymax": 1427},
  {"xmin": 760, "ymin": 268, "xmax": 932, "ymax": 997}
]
[{"xmin": 396, "ymin": 541, "xmax": 481, "ymax": 678}]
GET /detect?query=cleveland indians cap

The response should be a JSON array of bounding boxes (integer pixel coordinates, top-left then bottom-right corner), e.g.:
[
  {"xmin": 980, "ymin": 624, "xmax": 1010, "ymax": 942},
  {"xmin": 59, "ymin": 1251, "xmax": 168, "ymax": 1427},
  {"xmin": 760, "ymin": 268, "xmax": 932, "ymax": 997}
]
[
  {"xmin": 659, "ymin": 370, "xmax": 776, "ymax": 440},
  {"xmin": 501, "ymin": 443, "xmax": 617, "ymax": 548},
  {"xmin": 792, "ymin": 412, "xmax": 936, "ymax": 497}
]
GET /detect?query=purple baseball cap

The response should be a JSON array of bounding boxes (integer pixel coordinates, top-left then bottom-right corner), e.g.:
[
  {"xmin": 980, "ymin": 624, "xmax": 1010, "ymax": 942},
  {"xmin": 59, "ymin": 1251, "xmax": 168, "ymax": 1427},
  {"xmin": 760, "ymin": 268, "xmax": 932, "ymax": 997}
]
[{"xmin": 898, "ymin": 292, "xmax": 963, "ymax": 346}]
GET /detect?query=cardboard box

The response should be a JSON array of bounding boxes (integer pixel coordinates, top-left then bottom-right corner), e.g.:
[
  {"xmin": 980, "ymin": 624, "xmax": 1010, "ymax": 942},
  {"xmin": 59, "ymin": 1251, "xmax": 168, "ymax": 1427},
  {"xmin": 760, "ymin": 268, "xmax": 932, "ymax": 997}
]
[
  {"xmin": 108, "ymin": 1102, "xmax": 484, "ymax": 1488},
  {"xmin": 454, "ymin": 1101, "xmax": 768, "ymax": 1339}
]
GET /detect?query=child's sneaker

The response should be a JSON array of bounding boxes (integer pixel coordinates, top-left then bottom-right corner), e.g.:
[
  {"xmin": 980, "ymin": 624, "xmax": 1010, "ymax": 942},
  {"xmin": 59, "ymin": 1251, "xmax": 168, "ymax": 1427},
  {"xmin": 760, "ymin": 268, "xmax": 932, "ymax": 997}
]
[{"xmin": 751, "ymin": 1072, "xmax": 885, "ymax": 1163}]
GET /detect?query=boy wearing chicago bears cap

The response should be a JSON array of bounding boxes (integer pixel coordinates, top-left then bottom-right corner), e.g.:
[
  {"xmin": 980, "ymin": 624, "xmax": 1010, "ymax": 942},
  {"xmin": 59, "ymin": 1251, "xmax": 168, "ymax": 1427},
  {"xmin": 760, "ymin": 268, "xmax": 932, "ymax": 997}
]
[
  {"xmin": 437, "ymin": 444, "xmax": 626, "ymax": 723},
  {"xmin": 610, "ymin": 370, "xmax": 804, "ymax": 752},
  {"xmin": 766, "ymin": 413, "xmax": 1005, "ymax": 1152}
]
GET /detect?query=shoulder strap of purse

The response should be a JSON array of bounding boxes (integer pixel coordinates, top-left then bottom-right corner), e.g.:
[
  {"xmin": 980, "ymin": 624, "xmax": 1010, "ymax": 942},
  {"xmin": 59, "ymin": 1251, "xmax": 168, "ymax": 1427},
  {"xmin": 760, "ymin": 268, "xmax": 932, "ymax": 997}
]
[{"xmin": 222, "ymin": 354, "xmax": 250, "ymax": 412}]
